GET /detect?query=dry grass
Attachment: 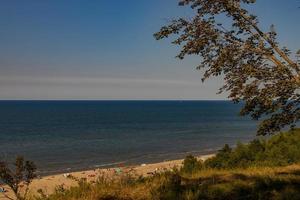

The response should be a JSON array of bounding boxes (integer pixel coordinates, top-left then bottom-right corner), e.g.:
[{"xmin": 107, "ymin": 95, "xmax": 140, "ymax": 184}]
[{"xmin": 27, "ymin": 164, "xmax": 300, "ymax": 200}]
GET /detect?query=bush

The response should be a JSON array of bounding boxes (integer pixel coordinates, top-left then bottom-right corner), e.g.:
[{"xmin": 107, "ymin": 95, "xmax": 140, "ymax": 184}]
[
  {"xmin": 205, "ymin": 144, "xmax": 232, "ymax": 169},
  {"xmin": 180, "ymin": 155, "xmax": 203, "ymax": 174},
  {"xmin": 204, "ymin": 128, "xmax": 300, "ymax": 170}
]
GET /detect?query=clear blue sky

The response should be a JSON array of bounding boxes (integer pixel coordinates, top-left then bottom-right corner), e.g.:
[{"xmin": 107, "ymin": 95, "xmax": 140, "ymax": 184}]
[{"xmin": 0, "ymin": 0, "xmax": 299, "ymax": 100}]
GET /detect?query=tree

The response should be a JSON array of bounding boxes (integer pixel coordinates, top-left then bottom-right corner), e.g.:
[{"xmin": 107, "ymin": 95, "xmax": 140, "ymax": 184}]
[
  {"xmin": 154, "ymin": 0, "xmax": 300, "ymax": 135},
  {"xmin": 0, "ymin": 156, "xmax": 37, "ymax": 200}
]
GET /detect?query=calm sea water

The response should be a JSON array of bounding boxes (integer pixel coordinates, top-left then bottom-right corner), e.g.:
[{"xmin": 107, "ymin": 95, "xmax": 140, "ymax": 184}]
[{"xmin": 0, "ymin": 101, "xmax": 257, "ymax": 175}]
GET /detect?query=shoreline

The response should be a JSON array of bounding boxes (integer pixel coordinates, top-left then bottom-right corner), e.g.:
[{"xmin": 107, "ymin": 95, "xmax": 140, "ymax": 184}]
[
  {"xmin": 1, "ymin": 154, "xmax": 215, "ymax": 198},
  {"xmin": 35, "ymin": 150, "xmax": 219, "ymax": 176}
]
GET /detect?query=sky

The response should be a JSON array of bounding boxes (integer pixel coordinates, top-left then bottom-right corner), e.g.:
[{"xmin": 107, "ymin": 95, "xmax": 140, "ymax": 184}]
[{"xmin": 0, "ymin": 0, "xmax": 299, "ymax": 100}]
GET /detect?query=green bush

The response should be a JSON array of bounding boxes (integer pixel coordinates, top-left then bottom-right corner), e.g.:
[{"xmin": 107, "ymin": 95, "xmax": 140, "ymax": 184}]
[
  {"xmin": 205, "ymin": 144, "xmax": 232, "ymax": 169},
  {"xmin": 204, "ymin": 128, "xmax": 300, "ymax": 170},
  {"xmin": 180, "ymin": 155, "xmax": 203, "ymax": 174}
]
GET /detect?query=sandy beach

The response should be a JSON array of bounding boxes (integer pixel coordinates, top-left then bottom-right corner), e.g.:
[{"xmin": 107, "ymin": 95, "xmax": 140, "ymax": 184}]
[{"xmin": 0, "ymin": 154, "xmax": 214, "ymax": 199}]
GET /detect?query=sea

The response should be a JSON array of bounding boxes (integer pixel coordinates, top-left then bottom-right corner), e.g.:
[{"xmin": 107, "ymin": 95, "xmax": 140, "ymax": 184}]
[{"xmin": 0, "ymin": 100, "xmax": 258, "ymax": 175}]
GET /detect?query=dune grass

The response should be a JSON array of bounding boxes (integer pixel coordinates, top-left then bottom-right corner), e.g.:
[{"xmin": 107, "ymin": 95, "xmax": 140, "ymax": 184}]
[{"xmin": 30, "ymin": 164, "xmax": 300, "ymax": 200}]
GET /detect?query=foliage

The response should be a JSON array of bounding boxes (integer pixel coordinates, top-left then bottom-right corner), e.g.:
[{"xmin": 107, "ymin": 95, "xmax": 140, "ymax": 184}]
[
  {"xmin": 0, "ymin": 156, "xmax": 37, "ymax": 200},
  {"xmin": 204, "ymin": 144, "xmax": 233, "ymax": 169},
  {"xmin": 205, "ymin": 128, "xmax": 300, "ymax": 169},
  {"xmin": 154, "ymin": 0, "xmax": 300, "ymax": 135},
  {"xmin": 180, "ymin": 155, "xmax": 203, "ymax": 174}
]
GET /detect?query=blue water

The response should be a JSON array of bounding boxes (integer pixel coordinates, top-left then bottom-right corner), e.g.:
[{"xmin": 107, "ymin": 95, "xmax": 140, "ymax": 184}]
[{"xmin": 0, "ymin": 101, "xmax": 257, "ymax": 174}]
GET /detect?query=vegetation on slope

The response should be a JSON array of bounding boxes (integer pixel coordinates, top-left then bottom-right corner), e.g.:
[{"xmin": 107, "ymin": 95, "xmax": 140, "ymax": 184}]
[
  {"xmin": 204, "ymin": 128, "xmax": 300, "ymax": 169},
  {"xmin": 31, "ymin": 165, "xmax": 300, "ymax": 200}
]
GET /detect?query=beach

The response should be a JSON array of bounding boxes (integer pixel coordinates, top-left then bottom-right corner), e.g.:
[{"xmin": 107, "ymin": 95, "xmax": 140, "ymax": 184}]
[{"xmin": 0, "ymin": 154, "xmax": 214, "ymax": 199}]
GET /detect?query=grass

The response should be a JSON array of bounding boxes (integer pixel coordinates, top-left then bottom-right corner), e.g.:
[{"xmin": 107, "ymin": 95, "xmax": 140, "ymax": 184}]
[{"xmin": 30, "ymin": 164, "xmax": 300, "ymax": 200}]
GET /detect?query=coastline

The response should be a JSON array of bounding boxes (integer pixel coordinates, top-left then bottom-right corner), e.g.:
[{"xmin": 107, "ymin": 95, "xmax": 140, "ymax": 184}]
[
  {"xmin": 1, "ymin": 154, "xmax": 215, "ymax": 198},
  {"xmin": 36, "ymin": 149, "xmax": 219, "ymax": 176}
]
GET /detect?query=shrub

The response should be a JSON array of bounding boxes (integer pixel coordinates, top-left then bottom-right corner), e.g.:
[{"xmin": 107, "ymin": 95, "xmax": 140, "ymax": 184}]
[
  {"xmin": 204, "ymin": 129, "xmax": 300, "ymax": 170},
  {"xmin": 0, "ymin": 156, "xmax": 37, "ymax": 200},
  {"xmin": 180, "ymin": 155, "xmax": 203, "ymax": 174},
  {"xmin": 205, "ymin": 144, "xmax": 232, "ymax": 169}
]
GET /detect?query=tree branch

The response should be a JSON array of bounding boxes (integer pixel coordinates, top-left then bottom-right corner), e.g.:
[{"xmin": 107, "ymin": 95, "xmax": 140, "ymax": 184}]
[{"xmin": 236, "ymin": 6, "xmax": 300, "ymax": 73}]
